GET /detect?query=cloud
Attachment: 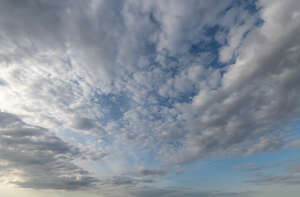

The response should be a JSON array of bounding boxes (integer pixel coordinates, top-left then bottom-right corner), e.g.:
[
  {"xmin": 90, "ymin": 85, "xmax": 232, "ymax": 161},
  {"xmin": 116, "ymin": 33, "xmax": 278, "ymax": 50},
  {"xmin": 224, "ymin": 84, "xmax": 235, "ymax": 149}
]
[
  {"xmin": 1, "ymin": 0, "xmax": 298, "ymax": 166},
  {"xmin": 286, "ymin": 140, "xmax": 300, "ymax": 149},
  {"xmin": 0, "ymin": 0, "xmax": 300, "ymax": 195},
  {"xmin": 0, "ymin": 112, "xmax": 98, "ymax": 190},
  {"xmin": 104, "ymin": 176, "xmax": 154, "ymax": 186},
  {"xmin": 129, "ymin": 187, "xmax": 254, "ymax": 197},
  {"xmin": 237, "ymin": 159, "xmax": 300, "ymax": 186},
  {"xmin": 247, "ymin": 175, "xmax": 300, "ymax": 185},
  {"xmin": 156, "ymin": 0, "xmax": 300, "ymax": 164},
  {"xmin": 136, "ymin": 167, "xmax": 168, "ymax": 177},
  {"xmin": 234, "ymin": 162, "xmax": 281, "ymax": 172}
]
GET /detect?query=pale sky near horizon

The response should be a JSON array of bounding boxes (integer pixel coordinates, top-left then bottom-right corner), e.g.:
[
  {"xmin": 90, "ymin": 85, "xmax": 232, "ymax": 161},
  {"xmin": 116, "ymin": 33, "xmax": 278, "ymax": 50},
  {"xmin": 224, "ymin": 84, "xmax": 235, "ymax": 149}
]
[{"xmin": 1, "ymin": 0, "xmax": 300, "ymax": 197}]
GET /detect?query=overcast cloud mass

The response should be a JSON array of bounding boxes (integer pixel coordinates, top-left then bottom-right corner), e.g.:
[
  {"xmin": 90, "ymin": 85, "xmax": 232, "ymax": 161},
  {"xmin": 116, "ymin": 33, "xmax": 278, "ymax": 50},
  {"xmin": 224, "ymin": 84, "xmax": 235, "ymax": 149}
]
[{"xmin": 0, "ymin": 0, "xmax": 300, "ymax": 196}]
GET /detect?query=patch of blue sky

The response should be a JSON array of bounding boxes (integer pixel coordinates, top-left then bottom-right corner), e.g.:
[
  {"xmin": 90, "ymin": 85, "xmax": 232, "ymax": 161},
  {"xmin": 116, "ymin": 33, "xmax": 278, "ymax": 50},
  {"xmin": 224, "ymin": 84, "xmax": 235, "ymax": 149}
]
[
  {"xmin": 224, "ymin": 0, "xmax": 260, "ymax": 15},
  {"xmin": 157, "ymin": 53, "xmax": 181, "ymax": 76},
  {"xmin": 168, "ymin": 148, "xmax": 300, "ymax": 191},
  {"xmin": 240, "ymin": 0, "xmax": 261, "ymax": 14},
  {"xmin": 56, "ymin": 128, "xmax": 108, "ymax": 146},
  {"xmin": 154, "ymin": 87, "xmax": 197, "ymax": 106},
  {"xmin": 189, "ymin": 25, "xmax": 226, "ymax": 68},
  {"xmin": 91, "ymin": 92, "xmax": 131, "ymax": 123},
  {"xmin": 135, "ymin": 147, "xmax": 162, "ymax": 168},
  {"xmin": 56, "ymin": 113, "xmax": 118, "ymax": 146},
  {"xmin": 173, "ymin": 91, "xmax": 197, "ymax": 103},
  {"xmin": 167, "ymin": 159, "xmax": 244, "ymax": 190}
]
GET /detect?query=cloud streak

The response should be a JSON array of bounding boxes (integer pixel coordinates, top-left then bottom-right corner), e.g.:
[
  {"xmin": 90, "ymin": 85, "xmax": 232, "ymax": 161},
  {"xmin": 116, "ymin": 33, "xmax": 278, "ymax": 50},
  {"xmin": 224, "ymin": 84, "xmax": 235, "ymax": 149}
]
[{"xmin": 0, "ymin": 112, "xmax": 98, "ymax": 190}]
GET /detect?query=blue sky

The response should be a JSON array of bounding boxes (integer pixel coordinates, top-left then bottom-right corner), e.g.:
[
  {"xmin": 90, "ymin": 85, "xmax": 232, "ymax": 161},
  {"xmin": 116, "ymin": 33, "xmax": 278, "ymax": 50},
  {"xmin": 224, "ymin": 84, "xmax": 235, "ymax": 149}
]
[{"xmin": 0, "ymin": 0, "xmax": 300, "ymax": 196}]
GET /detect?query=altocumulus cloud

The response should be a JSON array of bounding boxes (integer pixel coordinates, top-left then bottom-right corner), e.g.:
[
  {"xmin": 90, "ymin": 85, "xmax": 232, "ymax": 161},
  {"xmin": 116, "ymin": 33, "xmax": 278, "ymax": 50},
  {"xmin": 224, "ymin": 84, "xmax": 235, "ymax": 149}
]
[{"xmin": 0, "ymin": 0, "xmax": 300, "ymax": 196}]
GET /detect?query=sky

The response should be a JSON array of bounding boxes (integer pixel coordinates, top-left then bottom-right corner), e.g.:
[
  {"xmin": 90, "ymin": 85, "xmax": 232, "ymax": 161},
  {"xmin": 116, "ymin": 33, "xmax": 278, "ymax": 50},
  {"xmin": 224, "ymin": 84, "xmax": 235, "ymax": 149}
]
[{"xmin": 0, "ymin": 0, "xmax": 300, "ymax": 196}]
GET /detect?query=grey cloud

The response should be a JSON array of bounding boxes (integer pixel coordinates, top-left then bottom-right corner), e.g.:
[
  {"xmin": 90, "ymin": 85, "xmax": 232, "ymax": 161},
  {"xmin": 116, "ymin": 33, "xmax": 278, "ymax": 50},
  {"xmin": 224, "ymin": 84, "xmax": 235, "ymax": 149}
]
[
  {"xmin": 99, "ymin": 176, "xmax": 154, "ymax": 187},
  {"xmin": 0, "ymin": 79, "xmax": 7, "ymax": 86},
  {"xmin": 285, "ymin": 160, "xmax": 300, "ymax": 174},
  {"xmin": 71, "ymin": 116, "xmax": 106, "ymax": 136},
  {"xmin": 130, "ymin": 187, "xmax": 254, "ymax": 197},
  {"xmin": 109, "ymin": 176, "xmax": 135, "ymax": 186},
  {"xmin": 234, "ymin": 162, "xmax": 281, "ymax": 173},
  {"xmin": 93, "ymin": 185, "xmax": 253, "ymax": 197},
  {"xmin": 0, "ymin": 112, "xmax": 98, "ymax": 190},
  {"xmin": 240, "ymin": 159, "xmax": 300, "ymax": 186},
  {"xmin": 286, "ymin": 140, "xmax": 300, "ymax": 149},
  {"xmin": 137, "ymin": 167, "xmax": 168, "ymax": 176},
  {"xmin": 12, "ymin": 176, "xmax": 97, "ymax": 190},
  {"xmin": 247, "ymin": 175, "xmax": 300, "ymax": 185},
  {"xmin": 72, "ymin": 117, "xmax": 97, "ymax": 130},
  {"xmin": 122, "ymin": 167, "xmax": 169, "ymax": 178},
  {"xmin": 0, "ymin": 0, "xmax": 68, "ymax": 62}
]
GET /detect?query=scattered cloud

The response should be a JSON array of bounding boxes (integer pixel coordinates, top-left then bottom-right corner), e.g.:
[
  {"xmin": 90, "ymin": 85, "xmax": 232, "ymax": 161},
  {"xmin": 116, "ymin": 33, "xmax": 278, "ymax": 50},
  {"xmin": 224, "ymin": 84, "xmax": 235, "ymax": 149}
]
[{"xmin": 0, "ymin": 0, "xmax": 300, "ymax": 195}]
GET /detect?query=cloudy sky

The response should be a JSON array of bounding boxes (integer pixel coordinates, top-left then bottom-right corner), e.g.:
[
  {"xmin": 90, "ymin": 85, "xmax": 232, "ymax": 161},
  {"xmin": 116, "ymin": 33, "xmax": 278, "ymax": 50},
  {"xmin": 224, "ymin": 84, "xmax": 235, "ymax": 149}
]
[{"xmin": 0, "ymin": 0, "xmax": 300, "ymax": 196}]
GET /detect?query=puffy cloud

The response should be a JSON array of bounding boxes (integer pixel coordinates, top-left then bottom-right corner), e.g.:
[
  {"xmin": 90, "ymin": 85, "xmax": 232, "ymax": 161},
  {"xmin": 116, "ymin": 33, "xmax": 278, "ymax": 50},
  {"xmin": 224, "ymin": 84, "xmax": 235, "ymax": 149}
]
[{"xmin": 156, "ymin": 0, "xmax": 300, "ymax": 164}]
